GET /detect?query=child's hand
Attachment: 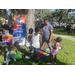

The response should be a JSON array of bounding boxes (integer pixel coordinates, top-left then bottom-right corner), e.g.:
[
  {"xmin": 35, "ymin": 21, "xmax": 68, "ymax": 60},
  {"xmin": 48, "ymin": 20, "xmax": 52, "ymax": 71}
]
[
  {"xmin": 51, "ymin": 39, "xmax": 55, "ymax": 41},
  {"xmin": 49, "ymin": 39, "xmax": 51, "ymax": 42},
  {"xmin": 51, "ymin": 39, "xmax": 54, "ymax": 41}
]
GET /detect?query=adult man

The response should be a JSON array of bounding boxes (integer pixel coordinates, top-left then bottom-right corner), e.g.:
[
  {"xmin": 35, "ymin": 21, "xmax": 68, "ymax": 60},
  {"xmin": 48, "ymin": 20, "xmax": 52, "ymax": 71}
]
[{"xmin": 41, "ymin": 19, "xmax": 53, "ymax": 53}]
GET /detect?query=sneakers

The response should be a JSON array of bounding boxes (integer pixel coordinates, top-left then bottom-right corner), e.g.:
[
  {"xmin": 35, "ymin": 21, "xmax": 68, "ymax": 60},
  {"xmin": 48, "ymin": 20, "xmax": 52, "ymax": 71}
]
[
  {"xmin": 47, "ymin": 62, "xmax": 57, "ymax": 65},
  {"xmin": 4, "ymin": 59, "xmax": 11, "ymax": 64},
  {"xmin": 4, "ymin": 61, "xmax": 6, "ymax": 64},
  {"xmin": 25, "ymin": 56, "xmax": 31, "ymax": 59},
  {"xmin": 14, "ymin": 59, "xmax": 16, "ymax": 61},
  {"xmin": 47, "ymin": 62, "xmax": 51, "ymax": 65},
  {"xmin": 52, "ymin": 61, "xmax": 57, "ymax": 64}
]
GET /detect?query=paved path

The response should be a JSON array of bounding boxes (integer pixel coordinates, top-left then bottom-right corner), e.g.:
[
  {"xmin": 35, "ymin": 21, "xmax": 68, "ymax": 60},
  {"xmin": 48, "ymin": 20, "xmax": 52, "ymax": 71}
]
[
  {"xmin": 53, "ymin": 34, "xmax": 75, "ymax": 41},
  {"xmin": 38, "ymin": 31, "xmax": 75, "ymax": 41}
]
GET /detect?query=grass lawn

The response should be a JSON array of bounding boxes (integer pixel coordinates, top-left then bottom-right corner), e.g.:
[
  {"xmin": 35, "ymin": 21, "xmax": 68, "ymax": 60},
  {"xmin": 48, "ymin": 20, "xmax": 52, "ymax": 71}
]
[
  {"xmin": 0, "ymin": 37, "xmax": 75, "ymax": 65},
  {"xmin": 53, "ymin": 28, "xmax": 75, "ymax": 37}
]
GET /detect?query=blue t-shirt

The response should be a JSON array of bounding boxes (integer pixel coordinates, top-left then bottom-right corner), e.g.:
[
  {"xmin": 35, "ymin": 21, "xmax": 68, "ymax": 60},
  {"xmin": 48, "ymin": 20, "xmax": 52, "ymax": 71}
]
[{"xmin": 43, "ymin": 24, "xmax": 53, "ymax": 40}]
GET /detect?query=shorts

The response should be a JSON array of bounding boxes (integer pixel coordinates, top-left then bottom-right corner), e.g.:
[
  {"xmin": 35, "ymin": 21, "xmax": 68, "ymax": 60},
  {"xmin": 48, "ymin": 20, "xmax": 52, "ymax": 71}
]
[
  {"xmin": 0, "ymin": 41, "xmax": 2, "ymax": 46},
  {"xmin": 41, "ymin": 36, "xmax": 53, "ymax": 53},
  {"xmin": 33, "ymin": 47, "xmax": 40, "ymax": 54}
]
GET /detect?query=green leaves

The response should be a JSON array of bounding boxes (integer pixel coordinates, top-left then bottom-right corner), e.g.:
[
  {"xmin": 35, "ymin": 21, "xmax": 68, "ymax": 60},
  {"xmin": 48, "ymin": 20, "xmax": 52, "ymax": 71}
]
[
  {"xmin": 0, "ymin": 9, "xmax": 8, "ymax": 18},
  {"xmin": 35, "ymin": 9, "xmax": 52, "ymax": 20},
  {"xmin": 10, "ymin": 9, "xmax": 28, "ymax": 15}
]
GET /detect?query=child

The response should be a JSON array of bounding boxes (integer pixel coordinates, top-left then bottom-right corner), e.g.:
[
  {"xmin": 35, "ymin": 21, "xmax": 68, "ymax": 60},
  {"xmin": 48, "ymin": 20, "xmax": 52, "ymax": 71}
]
[
  {"xmin": 4, "ymin": 41, "xmax": 19, "ymax": 65},
  {"xmin": 32, "ymin": 27, "xmax": 42, "ymax": 64},
  {"xmin": 25, "ymin": 28, "xmax": 33, "ymax": 59},
  {"xmin": 47, "ymin": 37, "xmax": 62, "ymax": 65}
]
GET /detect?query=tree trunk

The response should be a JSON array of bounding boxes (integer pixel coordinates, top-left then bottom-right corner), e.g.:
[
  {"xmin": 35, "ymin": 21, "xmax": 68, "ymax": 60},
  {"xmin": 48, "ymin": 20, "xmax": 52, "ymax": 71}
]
[
  {"xmin": 26, "ymin": 9, "xmax": 35, "ymax": 37},
  {"xmin": 10, "ymin": 9, "xmax": 35, "ymax": 44}
]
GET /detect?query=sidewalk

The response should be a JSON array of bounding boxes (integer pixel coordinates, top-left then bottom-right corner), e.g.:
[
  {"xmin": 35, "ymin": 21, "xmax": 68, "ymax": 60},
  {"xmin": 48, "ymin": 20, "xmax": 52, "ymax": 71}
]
[
  {"xmin": 53, "ymin": 34, "xmax": 75, "ymax": 41},
  {"xmin": 38, "ymin": 31, "xmax": 75, "ymax": 41}
]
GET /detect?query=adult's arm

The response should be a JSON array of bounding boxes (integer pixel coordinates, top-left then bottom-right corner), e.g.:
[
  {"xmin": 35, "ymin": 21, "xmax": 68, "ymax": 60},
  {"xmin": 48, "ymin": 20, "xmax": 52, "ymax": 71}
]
[
  {"xmin": 53, "ymin": 43, "xmax": 58, "ymax": 49},
  {"xmin": 49, "ymin": 29, "xmax": 53, "ymax": 42},
  {"xmin": 40, "ymin": 34, "xmax": 42, "ymax": 43},
  {"xmin": 41, "ymin": 29, "xmax": 43, "ymax": 35}
]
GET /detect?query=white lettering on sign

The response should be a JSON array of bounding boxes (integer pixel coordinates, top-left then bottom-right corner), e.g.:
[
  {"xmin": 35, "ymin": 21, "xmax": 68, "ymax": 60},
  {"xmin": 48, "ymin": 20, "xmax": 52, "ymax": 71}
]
[
  {"xmin": 15, "ymin": 20, "xmax": 25, "ymax": 24},
  {"xmin": 2, "ymin": 38, "xmax": 9, "ymax": 42}
]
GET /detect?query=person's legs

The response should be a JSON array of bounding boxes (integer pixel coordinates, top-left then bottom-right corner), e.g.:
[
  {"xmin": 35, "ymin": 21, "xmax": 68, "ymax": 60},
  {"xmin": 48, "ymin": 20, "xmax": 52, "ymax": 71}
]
[
  {"xmin": 50, "ymin": 55, "xmax": 53, "ymax": 63},
  {"xmin": 54, "ymin": 55, "xmax": 57, "ymax": 63},
  {"xmin": 33, "ymin": 48, "xmax": 36, "ymax": 61},
  {"xmin": 40, "ymin": 36, "xmax": 45, "ymax": 48},
  {"xmin": 72, "ymin": 29, "xmax": 74, "ymax": 33},
  {"xmin": 29, "ymin": 46, "xmax": 33, "ymax": 56},
  {"xmin": 5, "ymin": 51, "xmax": 10, "ymax": 65},
  {"xmin": 47, "ymin": 54, "xmax": 53, "ymax": 64},
  {"xmin": 36, "ymin": 53, "xmax": 39, "ymax": 62},
  {"xmin": 26, "ymin": 47, "xmax": 30, "ymax": 55},
  {"xmin": 26, "ymin": 47, "xmax": 33, "ymax": 57},
  {"xmin": 27, "ymin": 51, "xmax": 31, "ymax": 56},
  {"xmin": 47, "ymin": 42, "xmax": 53, "ymax": 54},
  {"xmin": 51, "ymin": 55, "xmax": 57, "ymax": 64},
  {"xmin": 25, "ymin": 46, "xmax": 32, "ymax": 59},
  {"xmin": 36, "ymin": 48, "xmax": 40, "ymax": 63},
  {"xmin": 26, "ymin": 46, "xmax": 32, "ymax": 56},
  {"xmin": 25, "ymin": 47, "xmax": 31, "ymax": 59},
  {"xmin": 43, "ymin": 41, "xmax": 47, "ymax": 46},
  {"xmin": 11, "ymin": 51, "xmax": 16, "ymax": 61}
]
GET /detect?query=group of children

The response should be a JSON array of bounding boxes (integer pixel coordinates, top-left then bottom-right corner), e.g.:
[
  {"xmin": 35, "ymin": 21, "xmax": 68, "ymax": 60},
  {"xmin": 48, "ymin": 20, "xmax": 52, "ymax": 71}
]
[
  {"xmin": 25, "ymin": 27, "xmax": 62, "ymax": 64},
  {"xmin": 0, "ymin": 27, "xmax": 62, "ymax": 65},
  {"xmin": 25, "ymin": 27, "xmax": 42, "ymax": 64}
]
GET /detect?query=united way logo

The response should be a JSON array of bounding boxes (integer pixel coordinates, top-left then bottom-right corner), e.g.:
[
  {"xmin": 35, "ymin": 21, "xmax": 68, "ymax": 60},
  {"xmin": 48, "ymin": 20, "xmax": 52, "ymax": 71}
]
[{"xmin": 15, "ymin": 19, "xmax": 25, "ymax": 24}]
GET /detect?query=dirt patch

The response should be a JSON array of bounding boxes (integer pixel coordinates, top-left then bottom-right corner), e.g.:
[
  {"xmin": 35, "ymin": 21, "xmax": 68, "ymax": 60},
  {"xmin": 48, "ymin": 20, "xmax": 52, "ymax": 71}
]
[
  {"xmin": 64, "ymin": 52, "xmax": 70, "ymax": 55},
  {"xmin": 39, "ymin": 32, "xmax": 75, "ymax": 41},
  {"xmin": 53, "ymin": 34, "xmax": 75, "ymax": 41}
]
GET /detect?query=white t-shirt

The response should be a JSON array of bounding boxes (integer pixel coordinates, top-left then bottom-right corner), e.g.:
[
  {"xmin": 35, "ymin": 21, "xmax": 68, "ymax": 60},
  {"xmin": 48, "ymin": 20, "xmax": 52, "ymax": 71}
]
[
  {"xmin": 32, "ymin": 34, "xmax": 40, "ymax": 48},
  {"xmin": 26, "ymin": 34, "xmax": 32, "ymax": 47}
]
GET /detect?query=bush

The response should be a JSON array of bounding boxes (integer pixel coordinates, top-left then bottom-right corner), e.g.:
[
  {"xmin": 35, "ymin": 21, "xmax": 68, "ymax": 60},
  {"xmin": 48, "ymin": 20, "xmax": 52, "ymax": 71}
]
[
  {"xmin": 0, "ymin": 27, "xmax": 5, "ymax": 31},
  {"xmin": 0, "ymin": 20, "xmax": 2, "ymax": 25},
  {"xmin": 1, "ymin": 24, "xmax": 10, "ymax": 30}
]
